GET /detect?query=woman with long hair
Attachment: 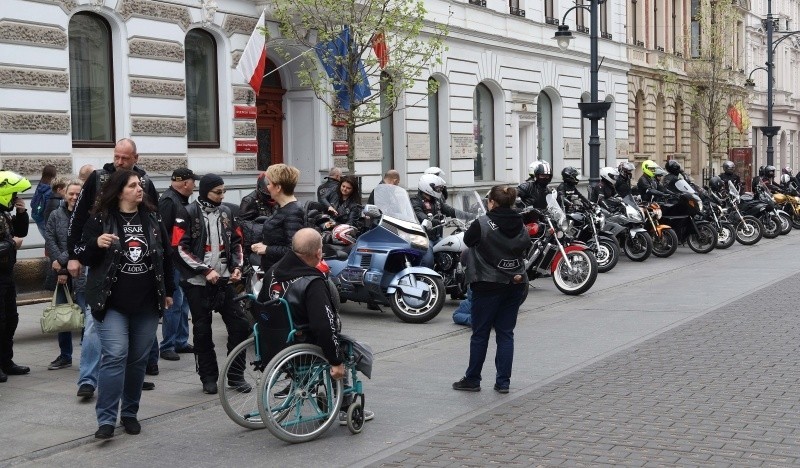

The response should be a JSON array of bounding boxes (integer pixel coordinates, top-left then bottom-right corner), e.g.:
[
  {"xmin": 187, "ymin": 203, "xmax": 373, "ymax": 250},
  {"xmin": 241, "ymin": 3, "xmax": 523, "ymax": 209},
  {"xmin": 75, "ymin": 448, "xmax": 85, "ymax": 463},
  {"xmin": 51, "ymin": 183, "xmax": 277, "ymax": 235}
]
[
  {"xmin": 77, "ymin": 169, "xmax": 174, "ymax": 439},
  {"xmin": 324, "ymin": 174, "xmax": 362, "ymax": 226}
]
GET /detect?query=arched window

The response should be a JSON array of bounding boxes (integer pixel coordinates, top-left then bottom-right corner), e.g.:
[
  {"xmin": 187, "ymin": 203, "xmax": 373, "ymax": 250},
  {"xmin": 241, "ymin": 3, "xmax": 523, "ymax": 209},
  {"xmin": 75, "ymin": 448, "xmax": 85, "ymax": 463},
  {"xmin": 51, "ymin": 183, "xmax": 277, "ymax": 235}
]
[
  {"xmin": 473, "ymin": 83, "xmax": 495, "ymax": 181},
  {"xmin": 428, "ymin": 77, "xmax": 440, "ymax": 167},
  {"xmin": 185, "ymin": 29, "xmax": 219, "ymax": 147},
  {"xmin": 537, "ymin": 92, "xmax": 553, "ymax": 165},
  {"xmin": 380, "ymin": 72, "xmax": 394, "ymax": 173},
  {"xmin": 69, "ymin": 13, "xmax": 115, "ymax": 147}
]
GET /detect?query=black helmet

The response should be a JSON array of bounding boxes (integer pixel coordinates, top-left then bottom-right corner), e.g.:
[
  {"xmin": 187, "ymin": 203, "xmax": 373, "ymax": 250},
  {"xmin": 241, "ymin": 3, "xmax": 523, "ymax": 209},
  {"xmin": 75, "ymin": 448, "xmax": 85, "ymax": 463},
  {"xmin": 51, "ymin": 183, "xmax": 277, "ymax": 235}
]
[
  {"xmin": 764, "ymin": 165, "xmax": 776, "ymax": 179},
  {"xmin": 722, "ymin": 161, "xmax": 735, "ymax": 174},
  {"xmin": 758, "ymin": 165, "xmax": 765, "ymax": 177},
  {"xmin": 709, "ymin": 176, "xmax": 724, "ymax": 192},
  {"xmin": 533, "ymin": 160, "xmax": 552, "ymax": 184},
  {"xmin": 561, "ymin": 166, "xmax": 580, "ymax": 184},
  {"xmin": 617, "ymin": 161, "xmax": 635, "ymax": 180},
  {"xmin": 665, "ymin": 160, "xmax": 682, "ymax": 175}
]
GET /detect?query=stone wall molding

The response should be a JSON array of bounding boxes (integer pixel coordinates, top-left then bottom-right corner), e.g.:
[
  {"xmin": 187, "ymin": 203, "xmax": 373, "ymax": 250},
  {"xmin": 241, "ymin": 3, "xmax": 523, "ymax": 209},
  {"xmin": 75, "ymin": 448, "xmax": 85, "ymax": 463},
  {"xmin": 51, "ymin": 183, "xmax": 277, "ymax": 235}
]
[
  {"xmin": 234, "ymin": 121, "xmax": 256, "ymax": 138},
  {"xmin": 235, "ymin": 157, "xmax": 257, "ymax": 171},
  {"xmin": 0, "ymin": 66, "xmax": 69, "ymax": 91},
  {"xmin": 223, "ymin": 14, "xmax": 258, "ymax": 37},
  {"xmin": 131, "ymin": 117, "xmax": 187, "ymax": 136},
  {"xmin": 129, "ymin": 37, "xmax": 185, "ymax": 62},
  {"xmin": 118, "ymin": 0, "xmax": 192, "ymax": 31},
  {"xmin": 136, "ymin": 157, "xmax": 189, "ymax": 172},
  {"xmin": 0, "ymin": 111, "xmax": 70, "ymax": 134},
  {"xmin": 130, "ymin": 77, "xmax": 185, "ymax": 99},
  {"xmin": 231, "ymin": 49, "xmax": 243, "ymax": 68},
  {"xmin": 232, "ymin": 86, "xmax": 253, "ymax": 104},
  {"xmin": 0, "ymin": 156, "xmax": 72, "ymax": 176},
  {"xmin": 0, "ymin": 20, "xmax": 68, "ymax": 49},
  {"xmin": 25, "ymin": 0, "xmax": 78, "ymax": 14}
]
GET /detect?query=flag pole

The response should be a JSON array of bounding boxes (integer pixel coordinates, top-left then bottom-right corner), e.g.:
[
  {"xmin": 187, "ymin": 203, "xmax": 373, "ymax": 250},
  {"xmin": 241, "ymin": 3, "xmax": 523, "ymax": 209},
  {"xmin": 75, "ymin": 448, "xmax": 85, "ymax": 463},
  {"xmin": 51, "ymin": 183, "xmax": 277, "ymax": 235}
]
[{"xmin": 263, "ymin": 47, "xmax": 316, "ymax": 78}]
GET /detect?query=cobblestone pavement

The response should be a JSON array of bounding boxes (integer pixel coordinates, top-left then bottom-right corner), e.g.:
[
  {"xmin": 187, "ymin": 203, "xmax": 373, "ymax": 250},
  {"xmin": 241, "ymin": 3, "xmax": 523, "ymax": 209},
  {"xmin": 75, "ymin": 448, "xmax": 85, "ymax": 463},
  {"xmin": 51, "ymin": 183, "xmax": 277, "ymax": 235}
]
[{"xmin": 370, "ymin": 273, "xmax": 800, "ymax": 467}]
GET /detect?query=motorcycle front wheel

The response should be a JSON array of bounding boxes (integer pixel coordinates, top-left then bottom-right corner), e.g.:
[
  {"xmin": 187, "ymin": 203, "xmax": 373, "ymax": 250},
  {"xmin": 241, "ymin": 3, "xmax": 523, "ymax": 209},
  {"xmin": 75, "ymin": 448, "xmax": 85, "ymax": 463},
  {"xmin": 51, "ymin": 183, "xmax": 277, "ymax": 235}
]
[
  {"xmin": 389, "ymin": 274, "xmax": 445, "ymax": 324},
  {"xmin": 551, "ymin": 250, "xmax": 598, "ymax": 295},
  {"xmin": 736, "ymin": 216, "xmax": 763, "ymax": 245},
  {"xmin": 687, "ymin": 223, "xmax": 718, "ymax": 253},
  {"xmin": 593, "ymin": 237, "xmax": 619, "ymax": 273},
  {"xmin": 777, "ymin": 211, "xmax": 792, "ymax": 235},
  {"xmin": 715, "ymin": 222, "xmax": 736, "ymax": 249},
  {"xmin": 623, "ymin": 231, "xmax": 652, "ymax": 262},
  {"xmin": 651, "ymin": 228, "xmax": 679, "ymax": 258},
  {"xmin": 761, "ymin": 214, "xmax": 780, "ymax": 239},
  {"xmin": 791, "ymin": 211, "xmax": 800, "ymax": 230}
]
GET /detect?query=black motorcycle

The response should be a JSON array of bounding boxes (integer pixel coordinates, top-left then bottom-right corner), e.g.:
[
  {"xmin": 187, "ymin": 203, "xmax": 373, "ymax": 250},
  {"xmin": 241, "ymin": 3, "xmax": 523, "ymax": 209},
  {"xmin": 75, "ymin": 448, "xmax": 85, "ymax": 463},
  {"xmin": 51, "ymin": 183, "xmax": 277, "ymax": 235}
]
[
  {"xmin": 658, "ymin": 179, "xmax": 717, "ymax": 253},
  {"xmin": 738, "ymin": 189, "xmax": 780, "ymax": 239},
  {"xmin": 565, "ymin": 203, "xmax": 620, "ymax": 273}
]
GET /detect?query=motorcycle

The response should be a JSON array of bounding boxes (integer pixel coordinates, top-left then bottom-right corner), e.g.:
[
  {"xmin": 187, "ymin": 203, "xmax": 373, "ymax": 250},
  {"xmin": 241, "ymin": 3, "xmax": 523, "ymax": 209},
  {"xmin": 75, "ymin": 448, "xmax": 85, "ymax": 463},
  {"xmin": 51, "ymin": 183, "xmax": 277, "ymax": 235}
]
[
  {"xmin": 602, "ymin": 195, "xmax": 653, "ymax": 262},
  {"xmin": 326, "ymin": 184, "xmax": 445, "ymax": 324},
  {"xmin": 699, "ymin": 193, "xmax": 736, "ymax": 250},
  {"xmin": 564, "ymin": 203, "xmax": 620, "ymax": 273},
  {"xmin": 739, "ymin": 189, "xmax": 781, "ymax": 239},
  {"xmin": 429, "ymin": 191, "xmax": 483, "ymax": 300},
  {"xmin": 721, "ymin": 181, "xmax": 763, "ymax": 245},
  {"xmin": 523, "ymin": 190, "xmax": 598, "ymax": 295},
  {"xmin": 771, "ymin": 191, "xmax": 800, "ymax": 231},
  {"xmin": 659, "ymin": 179, "xmax": 717, "ymax": 253},
  {"xmin": 638, "ymin": 199, "xmax": 679, "ymax": 258}
]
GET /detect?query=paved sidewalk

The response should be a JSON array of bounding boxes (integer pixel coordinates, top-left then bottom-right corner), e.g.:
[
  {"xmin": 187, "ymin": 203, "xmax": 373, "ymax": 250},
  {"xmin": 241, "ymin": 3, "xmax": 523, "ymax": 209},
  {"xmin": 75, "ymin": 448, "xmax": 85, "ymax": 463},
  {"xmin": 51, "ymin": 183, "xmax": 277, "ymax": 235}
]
[{"xmin": 368, "ymin": 272, "xmax": 800, "ymax": 467}]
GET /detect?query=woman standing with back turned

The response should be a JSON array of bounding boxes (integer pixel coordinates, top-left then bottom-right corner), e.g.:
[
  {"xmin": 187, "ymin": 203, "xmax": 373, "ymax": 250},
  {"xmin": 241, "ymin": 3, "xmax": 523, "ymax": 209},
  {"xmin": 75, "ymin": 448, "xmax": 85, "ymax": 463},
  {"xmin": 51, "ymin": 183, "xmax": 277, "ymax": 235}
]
[{"xmin": 452, "ymin": 185, "xmax": 529, "ymax": 394}]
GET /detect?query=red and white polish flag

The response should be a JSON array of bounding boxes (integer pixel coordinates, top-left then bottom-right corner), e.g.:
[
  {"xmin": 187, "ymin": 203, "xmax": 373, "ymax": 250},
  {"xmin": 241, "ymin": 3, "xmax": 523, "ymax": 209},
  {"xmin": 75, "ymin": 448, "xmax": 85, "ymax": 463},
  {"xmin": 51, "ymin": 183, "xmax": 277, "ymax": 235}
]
[{"xmin": 236, "ymin": 9, "xmax": 267, "ymax": 95}]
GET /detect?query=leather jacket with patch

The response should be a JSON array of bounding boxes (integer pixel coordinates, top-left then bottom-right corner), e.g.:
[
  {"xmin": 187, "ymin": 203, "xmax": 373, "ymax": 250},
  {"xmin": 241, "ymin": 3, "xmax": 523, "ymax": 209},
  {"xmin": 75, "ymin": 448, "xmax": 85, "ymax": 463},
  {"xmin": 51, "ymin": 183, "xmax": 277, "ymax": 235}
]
[{"xmin": 172, "ymin": 201, "xmax": 244, "ymax": 281}]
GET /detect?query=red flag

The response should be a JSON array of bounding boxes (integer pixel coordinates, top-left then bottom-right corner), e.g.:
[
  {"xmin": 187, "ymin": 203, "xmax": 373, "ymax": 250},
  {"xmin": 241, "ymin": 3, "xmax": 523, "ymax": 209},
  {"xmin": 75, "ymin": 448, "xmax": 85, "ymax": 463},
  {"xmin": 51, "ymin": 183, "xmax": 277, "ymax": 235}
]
[
  {"xmin": 236, "ymin": 10, "xmax": 267, "ymax": 95},
  {"xmin": 372, "ymin": 31, "xmax": 389, "ymax": 69},
  {"xmin": 727, "ymin": 104, "xmax": 742, "ymax": 133}
]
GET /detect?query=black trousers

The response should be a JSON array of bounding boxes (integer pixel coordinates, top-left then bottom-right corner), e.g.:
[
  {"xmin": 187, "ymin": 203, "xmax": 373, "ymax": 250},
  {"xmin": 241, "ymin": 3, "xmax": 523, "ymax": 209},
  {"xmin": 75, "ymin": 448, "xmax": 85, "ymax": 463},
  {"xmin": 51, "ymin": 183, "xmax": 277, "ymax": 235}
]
[
  {"xmin": 0, "ymin": 283, "xmax": 18, "ymax": 367},
  {"xmin": 183, "ymin": 282, "xmax": 250, "ymax": 383}
]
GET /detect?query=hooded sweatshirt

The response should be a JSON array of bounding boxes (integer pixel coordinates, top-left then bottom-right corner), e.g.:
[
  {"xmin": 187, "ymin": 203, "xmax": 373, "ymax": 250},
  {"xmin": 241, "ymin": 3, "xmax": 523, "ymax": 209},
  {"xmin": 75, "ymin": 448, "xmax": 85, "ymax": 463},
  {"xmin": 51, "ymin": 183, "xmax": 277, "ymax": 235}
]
[{"xmin": 265, "ymin": 251, "xmax": 341, "ymax": 365}]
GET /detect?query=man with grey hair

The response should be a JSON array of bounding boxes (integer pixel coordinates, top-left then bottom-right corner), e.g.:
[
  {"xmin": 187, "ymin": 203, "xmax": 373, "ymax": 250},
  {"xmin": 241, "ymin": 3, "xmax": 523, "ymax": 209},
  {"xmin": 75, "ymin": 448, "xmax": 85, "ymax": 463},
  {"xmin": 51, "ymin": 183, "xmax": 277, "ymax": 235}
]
[
  {"xmin": 78, "ymin": 164, "xmax": 95, "ymax": 183},
  {"xmin": 316, "ymin": 167, "xmax": 342, "ymax": 203}
]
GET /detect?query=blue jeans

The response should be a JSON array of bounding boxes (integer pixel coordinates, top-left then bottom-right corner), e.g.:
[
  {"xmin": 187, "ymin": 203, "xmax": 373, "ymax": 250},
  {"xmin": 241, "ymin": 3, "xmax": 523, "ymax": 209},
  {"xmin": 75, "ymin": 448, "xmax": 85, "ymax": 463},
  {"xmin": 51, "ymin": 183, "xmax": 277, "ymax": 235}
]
[
  {"xmin": 452, "ymin": 287, "xmax": 473, "ymax": 326},
  {"xmin": 54, "ymin": 286, "xmax": 72, "ymax": 360},
  {"xmin": 77, "ymin": 291, "xmax": 101, "ymax": 388},
  {"xmin": 464, "ymin": 284, "xmax": 526, "ymax": 390},
  {"xmin": 159, "ymin": 269, "xmax": 191, "ymax": 352},
  {"xmin": 95, "ymin": 309, "xmax": 159, "ymax": 426}
]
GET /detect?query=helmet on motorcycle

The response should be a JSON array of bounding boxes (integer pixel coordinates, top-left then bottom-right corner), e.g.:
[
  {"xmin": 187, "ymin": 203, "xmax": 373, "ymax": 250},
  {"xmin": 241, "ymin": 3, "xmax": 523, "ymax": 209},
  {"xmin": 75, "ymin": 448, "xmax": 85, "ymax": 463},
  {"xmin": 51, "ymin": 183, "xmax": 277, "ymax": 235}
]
[
  {"xmin": 0, "ymin": 171, "xmax": 31, "ymax": 210},
  {"xmin": 600, "ymin": 167, "xmax": 618, "ymax": 184},
  {"xmin": 424, "ymin": 167, "xmax": 446, "ymax": 180},
  {"xmin": 782, "ymin": 166, "xmax": 793, "ymax": 176},
  {"xmin": 561, "ymin": 166, "xmax": 580, "ymax": 184},
  {"xmin": 332, "ymin": 224, "xmax": 357, "ymax": 246},
  {"xmin": 709, "ymin": 176, "xmax": 724, "ymax": 192},
  {"xmin": 781, "ymin": 174, "xmax": 792, "ymax": 185},
  {"xmin": 617, "ymin": 161, "xmax": 635, "ymax": 180},
  {"xmin": 654, "ymin": 167, "xmax": 667, "ymax": 178},
  {"xmin": 665, "ymin": 160, "xmax": 682, "ymax": 175},
  {"xmin": 764, "ymin": 165, "xmax": 776, "ymax": 179},
  {"xmin": 418, "ymin": 173, "xmax": 447, "ymax": 200},
  {"xmin": 722, "ymin": 160, "xmax": 735, "ymax": 174},
  {"xmin": 641, "ymin": 160, "xmax": 660, "ymax": 178}
]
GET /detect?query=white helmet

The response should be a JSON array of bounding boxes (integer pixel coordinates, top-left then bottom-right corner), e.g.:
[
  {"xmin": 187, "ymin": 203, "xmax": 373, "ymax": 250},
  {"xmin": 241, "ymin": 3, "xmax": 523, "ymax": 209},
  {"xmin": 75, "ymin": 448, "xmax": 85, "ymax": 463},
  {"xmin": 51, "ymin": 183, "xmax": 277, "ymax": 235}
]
[
  {"xmin": 600, "ymin": 167, "xmax": 619, "ymax": 184},
  {"xmin": 424, "ymin": 167, "xmax": 446, "ymax": 179},
  {"xmin": 781, "ymin": 173, "xmax": 792, "ymax": 185},
  {"xmin": 418, "ymin": 173, "xmax": 446, "ymax": 200}
]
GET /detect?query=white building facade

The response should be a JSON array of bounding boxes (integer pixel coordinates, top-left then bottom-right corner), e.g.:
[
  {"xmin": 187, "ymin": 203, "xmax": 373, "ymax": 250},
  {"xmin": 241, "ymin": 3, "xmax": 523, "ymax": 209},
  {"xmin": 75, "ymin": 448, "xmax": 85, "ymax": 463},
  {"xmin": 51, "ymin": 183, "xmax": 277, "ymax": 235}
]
[{"xmin": 0, "ymin": 0, "xmax": 629, "ymax": 194}]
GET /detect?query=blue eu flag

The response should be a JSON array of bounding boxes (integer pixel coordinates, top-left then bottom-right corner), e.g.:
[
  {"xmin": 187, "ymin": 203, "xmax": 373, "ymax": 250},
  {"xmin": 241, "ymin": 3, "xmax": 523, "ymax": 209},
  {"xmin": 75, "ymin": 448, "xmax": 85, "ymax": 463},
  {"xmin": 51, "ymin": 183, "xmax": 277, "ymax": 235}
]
[{"xmin": 315, "ymin": 26, "xmax": 372, "ymax": 111}]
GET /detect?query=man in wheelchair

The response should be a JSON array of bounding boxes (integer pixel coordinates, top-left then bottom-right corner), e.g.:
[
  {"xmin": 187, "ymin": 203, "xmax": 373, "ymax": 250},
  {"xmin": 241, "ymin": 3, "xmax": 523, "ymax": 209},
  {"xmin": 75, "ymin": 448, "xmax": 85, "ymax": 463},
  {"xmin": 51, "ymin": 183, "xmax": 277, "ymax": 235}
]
[{"xmin": 262, "ymin": 228, "xmax": 374, "ymax": 425}]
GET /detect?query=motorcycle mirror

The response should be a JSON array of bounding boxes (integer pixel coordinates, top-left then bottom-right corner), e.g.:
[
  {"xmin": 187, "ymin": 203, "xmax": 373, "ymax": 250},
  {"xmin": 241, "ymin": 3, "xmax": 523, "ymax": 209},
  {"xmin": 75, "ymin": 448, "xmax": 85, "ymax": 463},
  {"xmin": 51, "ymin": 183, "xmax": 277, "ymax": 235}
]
[
  {"xmin": 362, "ymin": 204, "xmax": 382, "ymax": 218},
  {"xmin": 421, "ymin": 219, "xmax": 431, "ymax": 230}
]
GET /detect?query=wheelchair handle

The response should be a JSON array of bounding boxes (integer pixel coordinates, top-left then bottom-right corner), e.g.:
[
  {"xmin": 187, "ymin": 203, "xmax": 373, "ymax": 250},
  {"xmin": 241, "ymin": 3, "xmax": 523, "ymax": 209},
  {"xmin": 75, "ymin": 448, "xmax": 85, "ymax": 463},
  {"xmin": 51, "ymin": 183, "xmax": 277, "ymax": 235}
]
[{"xmin": 233, "ymin": 293, "xmax": 255, "ymax": 302}]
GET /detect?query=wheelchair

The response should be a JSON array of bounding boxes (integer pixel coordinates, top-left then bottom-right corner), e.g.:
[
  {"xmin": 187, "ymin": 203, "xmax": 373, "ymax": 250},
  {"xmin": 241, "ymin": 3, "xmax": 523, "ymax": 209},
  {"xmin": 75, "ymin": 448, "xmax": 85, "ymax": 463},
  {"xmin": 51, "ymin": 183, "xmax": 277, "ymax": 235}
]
[{"xmin": 219, "ymin": 296, "xmax": 371, "ymax": 443}]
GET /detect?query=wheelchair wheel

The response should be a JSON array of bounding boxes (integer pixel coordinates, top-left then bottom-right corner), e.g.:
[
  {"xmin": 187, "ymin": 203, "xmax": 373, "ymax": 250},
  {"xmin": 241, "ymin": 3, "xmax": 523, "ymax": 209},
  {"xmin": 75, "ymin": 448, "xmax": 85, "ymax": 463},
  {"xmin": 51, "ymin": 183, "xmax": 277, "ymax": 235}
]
[
  {"xmin": 219, "ymin": 337, "xmax": 265, "ymax": 429},
  {"xmin": 346, "ymin": 402, "xmax": 364, "ymax": 434},
  {"xmin": 257, "ymin": 344, "xmax": 343, "ymax": 443}
]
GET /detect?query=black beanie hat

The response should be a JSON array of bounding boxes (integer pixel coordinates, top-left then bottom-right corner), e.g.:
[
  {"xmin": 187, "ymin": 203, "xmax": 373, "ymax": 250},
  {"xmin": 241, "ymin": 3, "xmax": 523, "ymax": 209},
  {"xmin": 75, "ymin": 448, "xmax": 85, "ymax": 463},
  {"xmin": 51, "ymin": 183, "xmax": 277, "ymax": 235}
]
[{"xmin": 199, "ymin": 173, "xmax": 224, "ymax": 200}]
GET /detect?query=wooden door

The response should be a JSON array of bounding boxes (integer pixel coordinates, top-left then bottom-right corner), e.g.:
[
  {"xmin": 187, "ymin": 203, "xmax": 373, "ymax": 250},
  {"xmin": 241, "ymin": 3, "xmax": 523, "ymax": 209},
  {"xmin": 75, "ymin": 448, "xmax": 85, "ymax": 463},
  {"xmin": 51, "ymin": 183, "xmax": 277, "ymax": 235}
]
[{"xmin": 256, "ymin": 60, "xmax": 285, "ymax": 170}]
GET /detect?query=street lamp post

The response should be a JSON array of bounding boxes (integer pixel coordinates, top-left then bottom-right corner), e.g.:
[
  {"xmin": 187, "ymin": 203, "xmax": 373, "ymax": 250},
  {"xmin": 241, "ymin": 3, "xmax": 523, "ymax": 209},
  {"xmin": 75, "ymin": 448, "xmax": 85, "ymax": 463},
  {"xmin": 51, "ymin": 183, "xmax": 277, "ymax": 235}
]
[{"xmin": 553, "ymin": 0, "xmax": 610, "ymax": 192}]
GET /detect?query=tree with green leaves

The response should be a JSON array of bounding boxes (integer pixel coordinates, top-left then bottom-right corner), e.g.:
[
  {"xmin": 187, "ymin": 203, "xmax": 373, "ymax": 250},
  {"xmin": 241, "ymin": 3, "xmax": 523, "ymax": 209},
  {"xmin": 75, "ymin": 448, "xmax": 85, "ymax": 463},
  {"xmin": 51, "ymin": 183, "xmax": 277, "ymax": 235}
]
[{"xmin": 268, "ymin": 0, "xmax": 448, "ymax": 173}]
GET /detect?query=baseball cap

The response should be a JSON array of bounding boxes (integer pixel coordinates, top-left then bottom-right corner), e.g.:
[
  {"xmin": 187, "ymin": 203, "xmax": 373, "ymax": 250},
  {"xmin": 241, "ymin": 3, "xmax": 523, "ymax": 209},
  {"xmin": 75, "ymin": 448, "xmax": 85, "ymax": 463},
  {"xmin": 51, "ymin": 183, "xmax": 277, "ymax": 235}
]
[{"xmin": 172, "ymin": 168, "xmax": 199, "ymax": 181}]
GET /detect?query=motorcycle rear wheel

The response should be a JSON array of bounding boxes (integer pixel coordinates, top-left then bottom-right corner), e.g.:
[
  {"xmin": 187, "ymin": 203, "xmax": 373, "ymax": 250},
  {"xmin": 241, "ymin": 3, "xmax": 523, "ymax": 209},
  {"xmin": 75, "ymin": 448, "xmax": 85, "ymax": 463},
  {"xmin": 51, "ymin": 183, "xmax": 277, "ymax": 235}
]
[
  {"xmin": 715, "ymin": 222, "xmax": 736, "ymax": 249},
  {"xmin": 593, "ymin": 237, "xmax": 619, "ymax": 273},
  {"xmin": 687, "ymin": 223, "xmax": 717, "ymax": 253},
  {"xmin": 651, "ymin": 228, "xmax": 679, "ymax": 258},
  {"xmin": 551, "ymin": 250, "xmax": 598, "ymax": 295},
  {"xmin": 761, "ymin": 214, "xmax": 780, "ymax": 239},
  {"xmin": 389, "ymin": 274, "xmax": 445, "ymax": 324},
  {"xmin": 735, "ymin": 216, "xmax": 762, "ymax": 245},
  {"xmin": 791, "ymin": 212, "xmax": 800, "ymax": 230},
  {"xmin": 622, "ymin": 231, "xmax": 652, "ymax": 262}
]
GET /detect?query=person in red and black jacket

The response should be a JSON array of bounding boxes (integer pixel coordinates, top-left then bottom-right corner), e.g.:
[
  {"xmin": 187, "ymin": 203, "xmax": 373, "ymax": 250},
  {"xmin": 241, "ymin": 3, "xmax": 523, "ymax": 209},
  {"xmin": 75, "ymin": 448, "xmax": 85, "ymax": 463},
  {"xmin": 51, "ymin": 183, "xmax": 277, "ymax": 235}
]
[{"xmin": 172, "ymin": 173, "xmax": 250, "ymax": 395}]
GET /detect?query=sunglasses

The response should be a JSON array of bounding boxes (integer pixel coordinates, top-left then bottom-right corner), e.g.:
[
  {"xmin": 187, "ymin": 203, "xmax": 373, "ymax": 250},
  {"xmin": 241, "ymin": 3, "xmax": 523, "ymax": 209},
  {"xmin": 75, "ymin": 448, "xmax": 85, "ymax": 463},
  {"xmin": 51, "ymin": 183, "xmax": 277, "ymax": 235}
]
[{"xmin": 209, "ymin": 189, "xmax": 226, "ymax": 195}]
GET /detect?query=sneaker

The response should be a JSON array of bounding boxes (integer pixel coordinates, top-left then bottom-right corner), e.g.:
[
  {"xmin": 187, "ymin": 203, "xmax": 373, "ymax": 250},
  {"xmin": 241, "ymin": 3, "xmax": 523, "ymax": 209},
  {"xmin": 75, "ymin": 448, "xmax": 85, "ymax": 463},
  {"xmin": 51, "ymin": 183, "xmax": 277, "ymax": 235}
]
[
  {"xmin": 95, "ymin": 424, "xmax": 114, "ymax": 439},
  {"xmin": 77, "ymin": 383, "xmax": 96, "ymax": 398},
  {"xmin": 338, "ymin": 408, "xmax": 375, "ymax": 425},
  {"xmin": 202, "ymin": 381, "xmax": 218, "ymax": 394},
  {"xmin": 493, "ymin": 384, "xmax": 509, "ymax": 394},
  {"xmin": 452, "ymin": 377, "xmax": 480, "ymax": 392},
  {"xmin": 145, "ymin": 363, "xmax": 159, "ymax": 376},
  {"xmin": 227, "ymin": 379, "xmax": 252, "ymax": 393},
  {"xmin": 176, "ymin": 344, "xmax": 195, "ymax": 354},
  {"xmin": 121, "ymin": 416, "xmax": 141, "ymax": 435},
  {"xmin": 142, "ymin": 381, "xmax": 155, "ymax": 391},
  {"xmin": 47, "ymin": 356, "xmax": 72, "ymax": 370},
  {"xmin": 160, "ymin": 350, "xmax": 180, "ymax": 361}
]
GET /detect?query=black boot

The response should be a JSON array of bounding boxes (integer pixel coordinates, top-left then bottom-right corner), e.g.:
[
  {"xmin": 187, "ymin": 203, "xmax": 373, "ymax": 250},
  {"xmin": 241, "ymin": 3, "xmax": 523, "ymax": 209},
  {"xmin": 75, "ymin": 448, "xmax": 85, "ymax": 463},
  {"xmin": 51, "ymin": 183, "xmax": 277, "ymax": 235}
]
[{"xmin": 0, "ymin": 367, "xmax": 7, "ymax": 383}]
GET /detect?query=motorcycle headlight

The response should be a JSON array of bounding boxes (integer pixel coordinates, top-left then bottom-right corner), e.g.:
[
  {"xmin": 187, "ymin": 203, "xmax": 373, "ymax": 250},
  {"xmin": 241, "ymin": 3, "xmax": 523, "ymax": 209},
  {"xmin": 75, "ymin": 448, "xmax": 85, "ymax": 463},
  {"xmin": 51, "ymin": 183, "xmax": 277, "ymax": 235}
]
[
  {"xmin": 652, "ymin": 208, "xmax": 662, "ymax": 219},
  {"xmin": 397, "ymin": 230, "xmax": 429, "ymax": 250},
  {"xmin": 595, "ymin": 213, "xmax": 605, "ymax": 228},
  {"xmin": 561, "ymin": 218, "xmax": 570, "ymax": 232},
  {"xmin": 698, "ymin": 201, "xmax": 704, "ymax": 212}
]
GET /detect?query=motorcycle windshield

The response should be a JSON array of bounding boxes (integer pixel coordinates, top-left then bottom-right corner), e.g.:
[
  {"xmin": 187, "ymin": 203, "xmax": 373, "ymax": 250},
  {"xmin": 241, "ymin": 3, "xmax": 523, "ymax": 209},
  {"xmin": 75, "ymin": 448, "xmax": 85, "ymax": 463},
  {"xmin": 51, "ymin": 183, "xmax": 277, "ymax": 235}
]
[
  {"xmin": 728, "ymin": 181, "xmax": 739, "ymax": 199},
  {"xmin": 546, "ymin": 191, "xmax": 566, "ymax": 226},
  {"xmin": 674, "ymin": 179, "xmax": 696, "ymax": 195},
  {"xmin": 450, "ymin": 190, "xmax": 486, "ymax": 220},
  {"xmin": 373, "ymin": 184, "xmax": 418, "ymax": 223}
]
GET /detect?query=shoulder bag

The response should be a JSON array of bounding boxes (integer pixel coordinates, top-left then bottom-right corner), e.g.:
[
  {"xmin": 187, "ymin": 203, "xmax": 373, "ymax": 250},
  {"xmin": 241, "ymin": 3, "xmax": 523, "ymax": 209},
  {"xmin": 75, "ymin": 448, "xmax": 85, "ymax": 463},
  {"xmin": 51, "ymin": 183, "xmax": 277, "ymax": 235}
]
[{"xmin": 40, "ymin": 283, "xmax": 84, "ymax": 334}]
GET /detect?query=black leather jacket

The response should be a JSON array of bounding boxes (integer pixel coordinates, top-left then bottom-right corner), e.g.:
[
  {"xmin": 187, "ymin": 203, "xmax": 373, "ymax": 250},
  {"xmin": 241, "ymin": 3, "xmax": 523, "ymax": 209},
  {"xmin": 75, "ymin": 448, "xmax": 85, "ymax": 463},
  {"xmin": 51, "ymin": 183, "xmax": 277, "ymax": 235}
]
[
  {"xmin": 239, "ymin": 189, "xmax": 276, "ymax": 221},
  {"xmin": 317, "ymin": 178, "xmax": 339, "ymax": 204},
  {"xmin": 0, "ymin": 209, "xmax": 28, "ymax": 280},
  {"xmin": 719, "ymin": 173, "xmax": 743, "ymax": 194},
  {"xmin": 615, "ymin": 177, "xmax": 633, "ymax": 198},
  {"xmin": 516, "ymin": 179, "xmax": 550, "ymax": 209},
  {"xmin": 636, "ymin": 175, "xmax": 669, "ymax": 202},
  {"xmin": 555, "ymin": 182, "xmax": 590, "ymax": 211},
  {"xmin": 173, "ymin": 201, "xmax": 244, "ymax": 279},
  {"xmin": 259, "ymin": 201, "xmax": 305, "ymax": 272},
  {"xmin": 589, "ymin": 180, "xmax": 616, "ymax": 205},
  {"xmin": 324, "ymin": 191, "xmax": 361, "ymax": 226},
  {"xmin": 79, "ymin": 209, "xmax": 173, "ymax": 321},
  {"xmin": 158, "ymin": 186, "xmax": 189, "ymax": 235}
]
